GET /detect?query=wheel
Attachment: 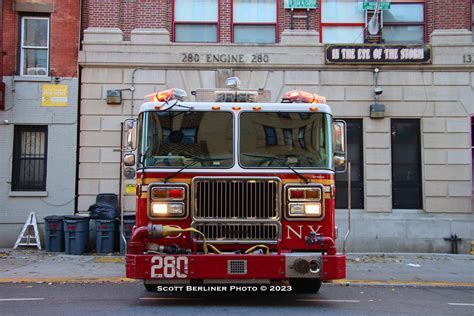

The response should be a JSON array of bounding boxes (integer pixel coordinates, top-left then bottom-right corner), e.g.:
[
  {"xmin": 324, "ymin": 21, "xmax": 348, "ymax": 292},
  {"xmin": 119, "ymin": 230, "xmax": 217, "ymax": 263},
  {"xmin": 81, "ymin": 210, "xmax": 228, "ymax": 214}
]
[
  {"xmin": 144, "ymin": 282, "xmax": 157, "ymax": 292},
  {"xmin": 290, "ymin": 278, "xmax": 322, "ymax": 294}
]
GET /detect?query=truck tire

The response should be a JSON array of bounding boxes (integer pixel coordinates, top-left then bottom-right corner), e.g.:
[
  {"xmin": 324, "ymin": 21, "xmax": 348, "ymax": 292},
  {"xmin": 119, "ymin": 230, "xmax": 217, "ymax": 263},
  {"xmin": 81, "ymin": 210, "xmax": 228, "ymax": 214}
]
[
  {"xmin": 290, "ymin": 278, "xmax": 322, "ymax": 294},
  {"xmin": 144, "ymin": 282, "xmax": 157, "ymax": 292}
]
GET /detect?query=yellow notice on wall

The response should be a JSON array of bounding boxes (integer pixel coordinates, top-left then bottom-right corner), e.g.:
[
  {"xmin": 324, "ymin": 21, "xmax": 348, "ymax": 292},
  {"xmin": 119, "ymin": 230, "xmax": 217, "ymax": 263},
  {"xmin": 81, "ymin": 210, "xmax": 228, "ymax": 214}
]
[{"xmin": 42, "ymin": 85, "xmax": 68, "ymax": 107}]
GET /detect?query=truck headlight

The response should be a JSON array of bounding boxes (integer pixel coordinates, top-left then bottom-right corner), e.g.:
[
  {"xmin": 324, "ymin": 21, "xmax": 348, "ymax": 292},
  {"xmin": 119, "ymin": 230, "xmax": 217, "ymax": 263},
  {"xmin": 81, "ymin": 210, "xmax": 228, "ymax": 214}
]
[
  {"xmin": 288, "ymin": 203, "xmax": 322, "ymax": 217},
  {"xmin": 151, "ymin": 202, "xmax": 185, "ymax": 216}
]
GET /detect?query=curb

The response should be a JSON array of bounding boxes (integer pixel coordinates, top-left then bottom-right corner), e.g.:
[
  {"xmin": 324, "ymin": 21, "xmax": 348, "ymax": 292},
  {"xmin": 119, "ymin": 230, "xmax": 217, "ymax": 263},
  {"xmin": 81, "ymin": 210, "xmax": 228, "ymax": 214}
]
[
  {"xmin": 0, "ymin": 277, "xmax": 137, "ymax": 284},
  {"xmin": 331, "ymin": 279, "xmax": 474, "ymax": 288}
]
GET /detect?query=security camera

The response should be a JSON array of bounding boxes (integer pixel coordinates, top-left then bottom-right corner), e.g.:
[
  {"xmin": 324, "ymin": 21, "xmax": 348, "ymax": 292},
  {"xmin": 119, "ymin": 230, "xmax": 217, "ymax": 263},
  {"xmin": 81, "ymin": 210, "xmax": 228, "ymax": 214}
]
[
  {"xmin": 374, "ymin": 86, "xmax": 383, "ymax": 96},
  {"xmin": 3, "ymin": 120, "xmax": 10, "ymax": 125}
]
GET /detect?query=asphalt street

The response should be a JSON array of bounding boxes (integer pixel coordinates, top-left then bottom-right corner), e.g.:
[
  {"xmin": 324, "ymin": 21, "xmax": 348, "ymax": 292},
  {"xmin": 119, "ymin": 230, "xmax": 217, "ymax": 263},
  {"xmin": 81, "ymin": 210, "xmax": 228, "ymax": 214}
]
[{"xmin": 0, "ymin": 282, "xmax": 473, "ymax": 316}]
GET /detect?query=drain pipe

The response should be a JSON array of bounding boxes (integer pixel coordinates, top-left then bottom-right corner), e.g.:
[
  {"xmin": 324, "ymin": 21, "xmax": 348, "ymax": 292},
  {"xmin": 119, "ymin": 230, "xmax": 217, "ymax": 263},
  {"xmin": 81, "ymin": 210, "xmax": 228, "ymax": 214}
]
[{"xmin": 343, "ymin": 162, "xmax": 351, "ymax": 254}]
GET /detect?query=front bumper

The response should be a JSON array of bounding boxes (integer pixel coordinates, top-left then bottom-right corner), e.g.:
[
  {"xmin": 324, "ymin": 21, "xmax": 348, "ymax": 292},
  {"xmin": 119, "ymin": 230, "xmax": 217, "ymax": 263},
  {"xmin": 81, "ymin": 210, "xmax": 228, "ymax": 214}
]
[{"xmin": 126, "ymin": 253, "xmax": 345, "ymax": 282}]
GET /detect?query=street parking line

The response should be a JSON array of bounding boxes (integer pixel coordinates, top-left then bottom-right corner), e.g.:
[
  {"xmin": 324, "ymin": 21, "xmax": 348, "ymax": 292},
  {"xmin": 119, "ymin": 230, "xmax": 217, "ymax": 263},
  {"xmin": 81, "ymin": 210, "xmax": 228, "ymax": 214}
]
[
  {"xmin": 448, "ymin": 303, "xmax": 474, "ymax": 306},
  {"xmin": 0, "ymin": 298, "xmax": 45, "ymax": 302},
  {"xmin": 139, "ymin": 297, "xmax": 201, "ymax": 301},
  {"xmin": 297, "ymin": 299, "xmax": 360, "ymax": 303}
]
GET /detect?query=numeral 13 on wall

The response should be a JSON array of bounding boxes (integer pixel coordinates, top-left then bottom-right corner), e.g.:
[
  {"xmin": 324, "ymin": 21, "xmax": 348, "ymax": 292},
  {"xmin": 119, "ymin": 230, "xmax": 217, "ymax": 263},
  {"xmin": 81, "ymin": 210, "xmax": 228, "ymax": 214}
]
[{"xmin": 463, "ymin": 54, "xmax": 472, "ymax": 63}]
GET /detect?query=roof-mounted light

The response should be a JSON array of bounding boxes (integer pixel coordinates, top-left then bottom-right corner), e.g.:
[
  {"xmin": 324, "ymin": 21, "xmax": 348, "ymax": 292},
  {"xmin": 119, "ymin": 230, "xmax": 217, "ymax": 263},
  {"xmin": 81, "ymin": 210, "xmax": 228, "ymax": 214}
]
[
  {"xmin": 214, "ymin": 90, "xmax": 258, "ymax": 103},
  {"xmin": 145, "ymin": 88, "xmax": 187, "ymax": 102},
  {"xmin": 283, "ymin": 90, "xmax": 326, "ymax": 104}
]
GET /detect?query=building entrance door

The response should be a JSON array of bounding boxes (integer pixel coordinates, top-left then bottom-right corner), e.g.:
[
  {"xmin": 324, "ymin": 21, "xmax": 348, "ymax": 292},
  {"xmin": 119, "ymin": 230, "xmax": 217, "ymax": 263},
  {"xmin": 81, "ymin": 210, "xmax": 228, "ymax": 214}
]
[{"xmin": 391, "ymin": 119, "xmax": 422, "ymax": 209}]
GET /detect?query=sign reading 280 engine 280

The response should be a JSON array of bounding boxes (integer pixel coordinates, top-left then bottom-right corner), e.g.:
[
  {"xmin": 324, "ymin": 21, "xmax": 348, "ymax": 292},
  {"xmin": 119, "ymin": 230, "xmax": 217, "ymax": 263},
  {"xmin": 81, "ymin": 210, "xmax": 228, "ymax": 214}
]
[{"xmin": 325, "ymin": 44, "xmax": 432, "ymax": 65}]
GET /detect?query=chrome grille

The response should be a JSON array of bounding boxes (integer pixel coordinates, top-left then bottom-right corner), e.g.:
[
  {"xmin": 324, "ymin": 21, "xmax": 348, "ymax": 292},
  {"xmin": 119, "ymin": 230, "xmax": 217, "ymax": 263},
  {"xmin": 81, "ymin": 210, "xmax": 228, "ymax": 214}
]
[
  {"xmin": 193, "ymin": 223, "xmax": 279, "ymax": 243},
  {"xmin": 193, "ymin": 178, "xmax": 280, "ymax": 220}
]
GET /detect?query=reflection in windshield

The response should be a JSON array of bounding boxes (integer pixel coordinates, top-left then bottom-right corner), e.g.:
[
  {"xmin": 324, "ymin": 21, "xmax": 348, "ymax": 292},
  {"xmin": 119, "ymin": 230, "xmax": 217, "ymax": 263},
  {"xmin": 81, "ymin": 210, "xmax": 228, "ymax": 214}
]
[
  {"xmin": 240, "ymin": 112, "xmax": 332, "ymax": 168},
  {"xmin": 138, "ymin": 111, "xmax": 233, "ymax": 168}
]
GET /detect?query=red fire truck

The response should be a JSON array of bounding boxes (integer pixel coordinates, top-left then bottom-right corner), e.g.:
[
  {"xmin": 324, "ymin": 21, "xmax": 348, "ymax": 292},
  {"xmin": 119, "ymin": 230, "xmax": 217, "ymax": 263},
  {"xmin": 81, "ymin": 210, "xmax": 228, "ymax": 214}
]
[{"xmin": 123, "ymin": 80, "xmax": 347, "ymax": 293}]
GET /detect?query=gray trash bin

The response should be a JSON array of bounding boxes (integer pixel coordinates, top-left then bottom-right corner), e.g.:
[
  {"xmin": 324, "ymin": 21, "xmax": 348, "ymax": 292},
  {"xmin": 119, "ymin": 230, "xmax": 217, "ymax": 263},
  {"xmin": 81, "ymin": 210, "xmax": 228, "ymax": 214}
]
[
  {"xmin": 95, "ymin": 219, "xmax": 116, "ymax": 253},
  {"xmin": 44, "ymin": 216, "xmax": 64, "ymax": 252},
  {"xmin": 63, "ymin": 216, "xmax": 90, "ymax": 255},
  {"xmin": 120, "ymin": 215, "xmax": 136, "ymax": 254}
]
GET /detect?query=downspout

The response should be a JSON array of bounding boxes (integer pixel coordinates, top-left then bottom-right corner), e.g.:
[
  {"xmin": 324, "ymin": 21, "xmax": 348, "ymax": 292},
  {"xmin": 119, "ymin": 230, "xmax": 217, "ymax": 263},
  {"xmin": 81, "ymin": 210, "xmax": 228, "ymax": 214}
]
[{"xmin": 74, "ymin": 0, "xmax": 83, "ymax": 213}]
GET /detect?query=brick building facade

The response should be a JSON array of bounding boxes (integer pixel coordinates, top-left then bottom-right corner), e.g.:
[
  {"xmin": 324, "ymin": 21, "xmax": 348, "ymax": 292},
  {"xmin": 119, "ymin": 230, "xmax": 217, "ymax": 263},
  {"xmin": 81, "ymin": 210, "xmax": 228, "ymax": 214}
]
[
  {"xmin": 0, "ymin": 0, "xmax": 80, "ymax": 245},
  {"xmin": 76, "ymin": 0, "xmax": 473, "ymax": 253},
  {"xmin": 81, "ymin": 0, "xmax": 472, "ymax": 42}
]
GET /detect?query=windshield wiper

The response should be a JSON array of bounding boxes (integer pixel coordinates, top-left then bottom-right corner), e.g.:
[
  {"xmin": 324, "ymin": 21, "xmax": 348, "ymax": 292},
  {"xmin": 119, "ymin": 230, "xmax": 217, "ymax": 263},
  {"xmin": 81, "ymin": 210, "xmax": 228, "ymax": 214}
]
[
  {"xmin": 241, "ymin": 153, "xmax": 309, "ymax": 184},
  {"xmin": 283, "ymin": 162, "xmax": 309, "ymax": 184},
  {"xmin": 163, "ymin": 156, "xmax": 232, "ymax": 183}
]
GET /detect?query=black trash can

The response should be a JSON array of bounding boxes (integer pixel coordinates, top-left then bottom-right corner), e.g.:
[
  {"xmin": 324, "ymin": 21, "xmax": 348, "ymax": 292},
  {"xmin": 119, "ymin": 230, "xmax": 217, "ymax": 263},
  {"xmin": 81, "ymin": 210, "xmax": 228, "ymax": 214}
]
[
  {"xmin": 95, "ymin": 219, "xmax": 116, "ymax": 253},
  {"xmin": 44, "ymin": 216, "xmax": 65, "ymax": 252},
  {"xmin": 63, "ymin": 216, "xmax": 90, "ymax": 255},
  {"xmin": 120, "ymin": 215, "xmax": 136, "ymax": 254}
]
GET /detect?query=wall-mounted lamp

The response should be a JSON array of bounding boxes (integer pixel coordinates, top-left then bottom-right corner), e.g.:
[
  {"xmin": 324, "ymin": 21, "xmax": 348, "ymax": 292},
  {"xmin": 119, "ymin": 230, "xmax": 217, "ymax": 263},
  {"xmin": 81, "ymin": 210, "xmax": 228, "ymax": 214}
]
[
  {"xmin": 370, "ymin": 103, "xmax": 385, "ymax": 119},
  {"xmin": 106, "ymin": 90, "xmax": 122, "ymax": 105},
  {"xmin": 370, "ymin": 68, "xmax": 385, "ymax": 119},
  {"xmin": 106, "ymin": 87, "xmax": 135, "ymax": 105}
]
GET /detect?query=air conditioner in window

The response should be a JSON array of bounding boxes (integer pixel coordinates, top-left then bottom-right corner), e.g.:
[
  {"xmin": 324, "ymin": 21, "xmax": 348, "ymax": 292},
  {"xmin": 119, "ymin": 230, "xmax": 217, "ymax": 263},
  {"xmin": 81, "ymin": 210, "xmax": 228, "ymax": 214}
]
[{"xmin": 26, "ymin": 67, "xmax": 48, "ymax": 76}]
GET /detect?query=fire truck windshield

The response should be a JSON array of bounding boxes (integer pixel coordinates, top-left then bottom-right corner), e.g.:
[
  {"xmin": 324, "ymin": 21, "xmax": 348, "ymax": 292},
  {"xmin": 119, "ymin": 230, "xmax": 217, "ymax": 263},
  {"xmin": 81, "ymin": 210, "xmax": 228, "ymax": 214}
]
[
  {"xmin": 138, "ymin": 110, "xmax": 233, "ymax": 168},
  {"xmin": 240, "ymin": 112, "xmax": 332, "ymax": 169}
]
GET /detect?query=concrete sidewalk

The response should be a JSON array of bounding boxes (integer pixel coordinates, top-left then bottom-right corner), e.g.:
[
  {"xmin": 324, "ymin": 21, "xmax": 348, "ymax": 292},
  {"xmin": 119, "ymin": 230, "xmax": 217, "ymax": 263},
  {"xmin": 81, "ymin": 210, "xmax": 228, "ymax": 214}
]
[{"xmin": 0, "ymin": 248, "xmax": 472, "ymax": 287}]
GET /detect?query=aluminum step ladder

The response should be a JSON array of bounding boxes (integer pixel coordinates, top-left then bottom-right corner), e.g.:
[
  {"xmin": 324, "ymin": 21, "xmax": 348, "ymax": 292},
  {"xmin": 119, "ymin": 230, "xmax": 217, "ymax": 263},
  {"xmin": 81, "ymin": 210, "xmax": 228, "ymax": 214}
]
[{"xmin": 13, "ymin": 212, "xmax": 42, "ymax": 250}]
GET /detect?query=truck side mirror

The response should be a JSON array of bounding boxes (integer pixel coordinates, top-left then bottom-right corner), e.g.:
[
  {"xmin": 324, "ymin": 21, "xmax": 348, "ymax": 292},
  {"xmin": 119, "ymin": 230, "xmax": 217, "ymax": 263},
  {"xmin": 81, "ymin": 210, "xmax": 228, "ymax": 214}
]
[
  {"xmin": 123, "ymin": 119, "xmax": 137, "ymax": 151},
  {"xmin": 333, "ymin": 120, "xmax": 347, "ymax": 173}
]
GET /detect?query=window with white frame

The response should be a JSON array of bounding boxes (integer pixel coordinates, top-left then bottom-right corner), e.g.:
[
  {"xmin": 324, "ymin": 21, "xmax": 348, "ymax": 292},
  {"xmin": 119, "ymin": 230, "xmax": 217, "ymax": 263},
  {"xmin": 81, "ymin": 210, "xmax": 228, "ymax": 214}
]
[
  {"xmin": 174, "ymin": 0, "xmax": 218, "ymax": 42},
  {"xmin": 233, "ymin": 0, "xmax": 277, "ymax": 44},
  {"xmin": 321, "ymin": 0, "xmax": 365, "ymax": 44},
  {"xmin": 20, "ymin": 16, "xmax": 49, "ymax": 76},
  {"xmin": 382, "ymin": 2, "xmax": 425, "ymax": 43}
]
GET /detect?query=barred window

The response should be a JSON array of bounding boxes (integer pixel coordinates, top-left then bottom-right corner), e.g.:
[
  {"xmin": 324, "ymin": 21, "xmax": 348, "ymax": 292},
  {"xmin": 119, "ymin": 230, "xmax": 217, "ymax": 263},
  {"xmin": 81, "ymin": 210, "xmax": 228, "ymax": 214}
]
[{"xmin": 12, "ymin": 126, "xmax": 48, "ymax": 191}]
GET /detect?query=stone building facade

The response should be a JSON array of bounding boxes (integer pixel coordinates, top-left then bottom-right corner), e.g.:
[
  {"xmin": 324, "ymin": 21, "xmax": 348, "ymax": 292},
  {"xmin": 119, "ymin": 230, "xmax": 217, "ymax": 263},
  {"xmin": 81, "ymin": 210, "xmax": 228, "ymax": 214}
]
[
  {"xmin": 0, "ymin": 0, "xmax": 80, "ymax": 246},
  {"xmin": 77, "ymin": 0, "xmax": 473, "ymax": 253}
]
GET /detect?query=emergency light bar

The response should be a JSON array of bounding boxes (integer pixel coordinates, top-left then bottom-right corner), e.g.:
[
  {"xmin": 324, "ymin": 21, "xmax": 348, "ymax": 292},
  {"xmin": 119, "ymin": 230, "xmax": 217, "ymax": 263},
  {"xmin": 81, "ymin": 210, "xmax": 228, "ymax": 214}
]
[
  {"xmin": 214, "ymin": 90, "xmax": 258, "ymax": 103},
  {"xmin": 146, "ymin": 88, "xmax": 187, "ymax": 102},
  {"xmin": 283, "ymin": 90, "xmax": 326, "ymax": 104}
]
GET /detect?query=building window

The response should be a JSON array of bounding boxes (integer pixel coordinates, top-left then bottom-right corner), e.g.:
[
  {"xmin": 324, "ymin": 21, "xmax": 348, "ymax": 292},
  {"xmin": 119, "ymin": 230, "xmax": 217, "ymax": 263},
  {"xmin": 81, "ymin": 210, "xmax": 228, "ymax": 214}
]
[
  {"xmin": 283, "ymin": 128, "xmax": 293, "ymax": 146},
  {"xmin": 298, "ymin": 128, "xmax": 306, "ymax": 149},
  {"xmin": 264, "ymin": 126, "xmax": 277, "ymax": 145},
  {"xmin": 382, "ymin": 3, "xmax": 425, "ymax": 43},
  {"xmin": 12, "ymin": 126, "xmax": 48, "ymax": 191},
  {"xmin": 20, "ymin": 16, "xmax": 50, "ymax": 76},
  {"xmin": 321, "ymin": 1, "xmax": 426, "ymax": 44},
  {"xmin": 321, "ymin": 0, "xmax": 365, "ymax": 44},
  {"xmin": 174, "ymin": 0, "xmax": 218, "ymax": 42},
  {"xmin": 233, "ymin": 0, "xmax": 277, "ymax": 43},
  {"xmin": 335, "ymin": 119, "xmax": 364, "ymax": 209}
]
